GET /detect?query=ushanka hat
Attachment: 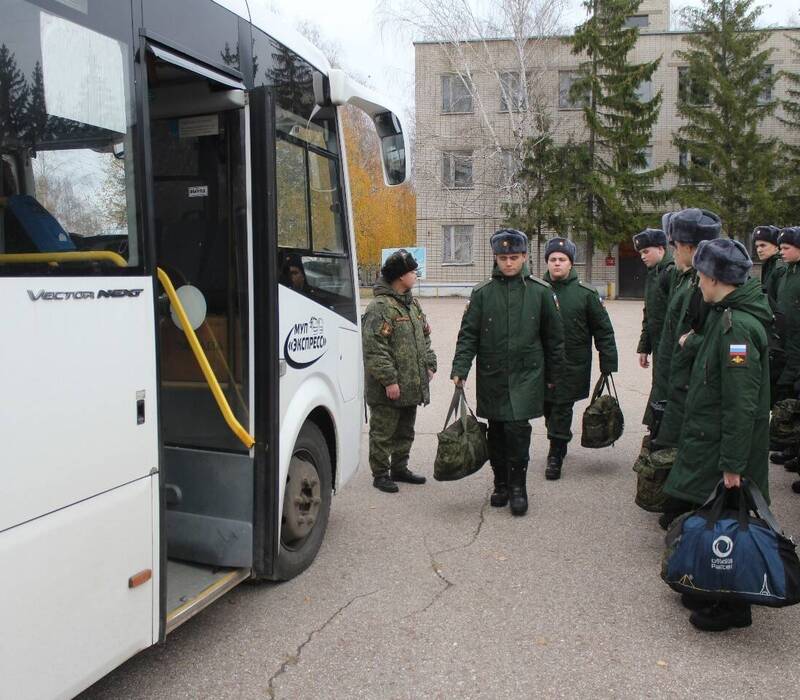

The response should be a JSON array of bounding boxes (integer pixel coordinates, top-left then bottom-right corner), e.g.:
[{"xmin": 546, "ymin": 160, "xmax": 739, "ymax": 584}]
[
  {"xmin": 661, "ymin": 212, "xmax": 674, "ymax": 240},
  {"xmin": 490, "ymin": 228, "xmax": 528, "ymax": 254},
  {"xmin": 633, "ymin": 228, "xmax": 668, "ymax": 251},
  {"xmin": 381, "ymin": 248, "xmax": 418, "ymax": 282},
  {"xmin": 778, "ymin": 227, "xmax": 800, "ymax": 249},
  {"xmin": 752, "ymin": 225, "xmax": 780, "ymax": 246},
  {"xmin": 670, "ymin": 208, "xmax": 722, "ymax": 245},
  {"xmin": 544, "ymin": 237, "xmax": 577, "ymax": 263},
  {"xmin": 693, "ymin": 238, "xmax": 752, "ymax": 285}
]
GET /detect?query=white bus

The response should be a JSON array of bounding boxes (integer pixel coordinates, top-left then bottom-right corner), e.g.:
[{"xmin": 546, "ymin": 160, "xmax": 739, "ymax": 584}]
[{"xmin": 0, "ymin": 1, "xmax": 406, "ymax": 697}]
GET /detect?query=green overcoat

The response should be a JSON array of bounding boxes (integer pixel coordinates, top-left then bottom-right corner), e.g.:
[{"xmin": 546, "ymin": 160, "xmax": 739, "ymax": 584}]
[
  {"xmin": 665, "ymin": 278, "xmax": 772, "ymax": 505},
  {"xmin": 761, "ymin": 252, "xmax": 785, "ymax": 311},
  {"xmin": 776, "ymin": 260, "xmax": 800, "ymax": 389},
  {"xmin": 637, "ymin": 250, "xmax": 674, "ymax": 359},
  {"xmin": 543, "ymin": 269, "xmax": 618, "ymax": 404},
  {"xmin": 362, "ymin": 278, "xmax": 437, "ymax": 408},
  {"xmin": 652, "ymin": 268, "xmax": 711, "ymax": 447},
  {"xmin": 451, "ymin": 264, "xmax": 564, "ymax": 421}
]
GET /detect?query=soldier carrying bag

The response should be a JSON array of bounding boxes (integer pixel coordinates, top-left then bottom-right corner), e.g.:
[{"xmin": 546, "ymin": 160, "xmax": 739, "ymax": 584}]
[
  {"xmin": 434, "ymin": 385, "xmax": 489, "ymax": 481},
  {"xmin": 581, "ymin": 373, "xmax": 624, "ymax": 448}
]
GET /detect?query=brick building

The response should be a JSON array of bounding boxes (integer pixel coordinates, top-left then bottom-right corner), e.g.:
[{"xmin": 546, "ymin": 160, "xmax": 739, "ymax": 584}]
[{"xmin": 413, "ymin": 0, "xmax": 800, "ymax": 297}]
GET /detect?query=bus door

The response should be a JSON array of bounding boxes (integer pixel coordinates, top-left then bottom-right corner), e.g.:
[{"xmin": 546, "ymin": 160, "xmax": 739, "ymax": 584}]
[
  {"xmin": 141, "ymin": 41, "xmax": 254, "ymax": 628},
  {"xmin": 0, "ymin": 1, "xmax": 158, "ymax": 697}
]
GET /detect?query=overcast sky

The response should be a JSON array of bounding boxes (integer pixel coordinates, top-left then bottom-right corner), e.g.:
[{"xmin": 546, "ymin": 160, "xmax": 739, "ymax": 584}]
[{"xmin": 268, "ymin": 0, "xmax": 799, "ymax": 116}]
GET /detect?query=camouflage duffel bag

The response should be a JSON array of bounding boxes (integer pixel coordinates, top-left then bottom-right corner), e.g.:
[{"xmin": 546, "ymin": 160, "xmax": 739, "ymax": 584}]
[
  {"xmin": 434, "ymin": 386, "xmax": 489, "ymax": 481},
  {"xmin": 581, "ymin": 374, "xmax": 624, "ymax": 448},
  {"xmin": 770, "ymin": 399, "xmax": 800, "ymax": 447},
  {"xmin": 633, "ymin": 447, "xmax": 676, "ymax": 513}
]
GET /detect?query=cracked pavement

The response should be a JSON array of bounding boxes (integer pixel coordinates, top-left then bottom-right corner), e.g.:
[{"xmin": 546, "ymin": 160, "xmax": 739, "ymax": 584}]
[{"xmin": 81, "ymin": 299, "xmax": 800, "ymax": 699}]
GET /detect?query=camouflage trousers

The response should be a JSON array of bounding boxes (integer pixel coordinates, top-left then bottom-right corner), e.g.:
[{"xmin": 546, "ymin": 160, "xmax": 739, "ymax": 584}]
[
  {"xmin": 487, "ymin": 420, "xmax": 532, "ymax": 468},
  {"xmin": 544, "ymin": 401, "xmax": 574, "ymax": 442},
  {"xmin": 368, "ymin": 404, "xmax": 417, "ymax": 477}
]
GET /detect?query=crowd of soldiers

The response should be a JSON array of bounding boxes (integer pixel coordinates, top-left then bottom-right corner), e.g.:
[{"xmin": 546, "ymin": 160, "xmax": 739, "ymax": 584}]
[{"xmin": 361, "ymin": 210, "xmax": 798, "ymax": 633}]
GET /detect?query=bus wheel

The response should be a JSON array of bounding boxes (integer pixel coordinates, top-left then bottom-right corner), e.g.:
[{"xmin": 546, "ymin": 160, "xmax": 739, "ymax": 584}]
[{"xmin": 274, "ymin": 421, "xmax": 332, "ymax": 580}]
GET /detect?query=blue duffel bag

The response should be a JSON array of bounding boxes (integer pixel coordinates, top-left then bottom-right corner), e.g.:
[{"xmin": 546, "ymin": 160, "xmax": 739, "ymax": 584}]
[{"xmin": 661, "ymin": 479, "xmax": 800, "ymax": 607}]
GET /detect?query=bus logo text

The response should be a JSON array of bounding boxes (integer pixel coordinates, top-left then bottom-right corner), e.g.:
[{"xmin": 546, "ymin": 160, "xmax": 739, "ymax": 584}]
[
  {"xmin": 284, "ymin": 316, "xmax": 327, "ymax": 369},
  {"xmin": 27, "ymin": 289, "xmax": 144, "ymax": 301}
]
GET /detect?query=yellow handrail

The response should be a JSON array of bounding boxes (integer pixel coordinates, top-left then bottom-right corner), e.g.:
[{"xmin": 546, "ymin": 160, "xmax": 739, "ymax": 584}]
[
  {"xmin": 156, "ymin": 267, "xmax": 255, "ymax": 449},
  {"xmin": 0, "ymin": 250, "xmax": 128, "ymax": 267}
]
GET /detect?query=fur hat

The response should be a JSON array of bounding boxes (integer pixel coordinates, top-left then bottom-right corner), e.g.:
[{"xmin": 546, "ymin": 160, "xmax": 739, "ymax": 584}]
[
  {"xmin": 752, "ymin": 225, "xmax": 780, "ymax": 246},
  {"xmin": 778, "ymin": 227, "xmax": 800, "ymax": 249},
  {"xmin": 633, "ymin": 228, "xmax": 667, "ymax": 251},
  {"xmin": 544, "ymin": 237, "xmax": 577, "ymax": 263},
  {"xmin": 381, "ymin": 249, "xmax": 418, "ymax": 282},
  {"xmin": 490, "ymin": 228, "xmax": 528, "ymax": 255},
  {"xmin": 670, "ymin": 208, "xmax": 722, "ymax": 245},
  {"xmin": 661, "ymin": 212, "xmax": 674, "ymax": 240},
  {"xmin": 693, "ymin": 238, "xmax": 752, "ymax": 285}
]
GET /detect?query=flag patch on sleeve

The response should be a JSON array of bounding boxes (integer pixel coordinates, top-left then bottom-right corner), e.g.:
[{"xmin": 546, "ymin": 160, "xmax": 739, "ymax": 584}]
[{"xmin": 729, "ymin": 343, "xmax": 748, "ymax": 366}]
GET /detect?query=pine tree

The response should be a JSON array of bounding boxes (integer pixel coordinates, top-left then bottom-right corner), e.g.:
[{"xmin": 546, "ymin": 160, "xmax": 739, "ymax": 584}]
[
  {"xmin": 26, "ymin": 61, "xmax": 49, "ymax": 144},
  {"xmin": 672, "ymin": 0, "xmax": 781, "ymax": 239},
  {"xmin": 566, "ymin": 0, "xmax": 665, "ymax": 274},
  {"xmin": 778, "ymin": 34, "xmax": 800, "ymax": 218},
  {"xmin": 0, "ymin": 44, "xmax": 29, "ymax": 148}
]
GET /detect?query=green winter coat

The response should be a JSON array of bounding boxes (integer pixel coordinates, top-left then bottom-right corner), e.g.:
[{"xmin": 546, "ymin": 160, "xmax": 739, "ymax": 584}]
[
  {"xmin": 451, "ymin": 264, "xmax": 565, "ymax": 421},
  {"xmin": 776, "ymin": 260, "xmax": 800, "ymax": 389},
  {"xmin": 761, "ymin": 252, "xmax": 785, "ymax": 311},
  {"xmin": 544, "ymin": 269, "xmax": 618, "ymax": 404},
  {"xmin": 362, "ymin": 278, "xmax": 437, "ymax": 407},
  {"xmin": 665, "ymin": 278, "xmax": 772, "ymax": 505},
  {"xmin": 652, "ymin": 267, "xmax": 711, "ymax": 447},
  {"xmin": 637, "ymin": 250, "xmax": 674, "ymax": 358}
]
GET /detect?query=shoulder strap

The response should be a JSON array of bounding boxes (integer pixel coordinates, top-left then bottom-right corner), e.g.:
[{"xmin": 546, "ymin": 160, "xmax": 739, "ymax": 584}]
[
  {"xmin": 579, "ymin": 281, "xmax": 598, "ymax": 294},
  {"xmin": 443, "ymin": 385, "xmax": 478, "ymax": 430},
  {"xmin": 743, "ymin": 479, "xmax": 784, "ymax": 535},
  {"xmin": 527, "ymin": 275, "xmax": 551, "ymax": 288}
]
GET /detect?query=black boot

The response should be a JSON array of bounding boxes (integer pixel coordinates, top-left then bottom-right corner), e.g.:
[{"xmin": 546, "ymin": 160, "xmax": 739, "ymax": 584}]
[
  {"xmin": 490, "ymin": 463, "xmax": 509, "ymax": 507},
  {"xmin": 390, "ymin": 467, "xmax": 426, "ymax": 484},
  {"xmin": 373, "ymin": 474, "xmax": 399, "ymax": 493},
  {"xmin": 545, "ymin": 439, "xmax": 566, "ymax": 481},
  {"xmin": 771, "ymin": 447, "xmax": 797, "ymax": 465},
  {"xmin": 689, "ymin": 601, "xmax": 752, "ymax": 632},
  {"xmin": 508, "ymin": 464, "xmax": 529, "ymax": 516}
]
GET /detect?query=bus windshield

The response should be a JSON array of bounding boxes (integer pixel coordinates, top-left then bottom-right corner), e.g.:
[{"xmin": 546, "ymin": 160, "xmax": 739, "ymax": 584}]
[{"xmin": 0, "ymin": 2, "xmax": 138, "ymax": 271}]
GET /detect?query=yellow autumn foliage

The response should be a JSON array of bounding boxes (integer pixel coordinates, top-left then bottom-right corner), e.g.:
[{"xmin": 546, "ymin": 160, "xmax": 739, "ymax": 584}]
[{"xmin": 341, "ymin": 105, "xmax": 416, "ymax": 266}]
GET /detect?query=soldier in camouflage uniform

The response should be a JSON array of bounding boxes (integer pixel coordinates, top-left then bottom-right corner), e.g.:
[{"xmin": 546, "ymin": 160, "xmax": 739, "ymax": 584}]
[
  {"xmin": 362, "ymin": 250, "xmax": 437, "ymax": 493},
  {"xmin": 633, "ymin": 226, "xmax": 674, "ymax": 436},
  {"xmin": 451, "ymin": 229, "xmax": 564, "ymax": 515},
  {"xmin": 542, "ymin": 238, "xmax": 618, "ymax": 480}
]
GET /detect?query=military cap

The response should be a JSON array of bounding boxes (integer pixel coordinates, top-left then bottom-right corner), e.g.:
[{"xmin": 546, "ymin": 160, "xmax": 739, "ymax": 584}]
[
  {"xmin": 633, "ymin": 228, "xmax": 667, "ymax": 251},
  {"xmin": 670, "ymin": 208, "xmax": 722, "ymax": 245},
  {"xmin": 693, "ymin": 238, "xmax": 752, "ymax": 285},
  {"xmin": 381, "ymin": 248, "xmax": 418, "ymax": 282},
  {"xmin": 544, "ymin": 237, "xmax": 577, "ymax": 263},
  {"xmin": 752, "ymin": 225, "xmax": 780, "ymax": 246},
  {"xmin": 490, "ymin": 228, "xmax": 528, "ymax": 254},
  {"xmin": 778, "ymin": 226, "xmax": 800, "ymax": 249}
]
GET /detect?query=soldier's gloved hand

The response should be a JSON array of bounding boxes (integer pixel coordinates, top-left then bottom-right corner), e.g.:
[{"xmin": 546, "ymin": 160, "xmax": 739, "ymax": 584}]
[{"xmin": 385, "ymin": 383, "xmax": 400, "ymax": 400}]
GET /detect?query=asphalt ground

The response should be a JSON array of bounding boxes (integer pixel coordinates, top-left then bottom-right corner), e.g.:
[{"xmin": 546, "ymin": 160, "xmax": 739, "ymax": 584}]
[{"xmin": 82, "ymin": 298, "xmax": 800, "ymax": 699}]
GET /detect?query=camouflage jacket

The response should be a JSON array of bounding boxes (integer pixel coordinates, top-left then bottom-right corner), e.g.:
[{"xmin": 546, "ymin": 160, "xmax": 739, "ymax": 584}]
[{"xmin": 362, "ymin": 278, "xmax": 437, "ymax": 407}]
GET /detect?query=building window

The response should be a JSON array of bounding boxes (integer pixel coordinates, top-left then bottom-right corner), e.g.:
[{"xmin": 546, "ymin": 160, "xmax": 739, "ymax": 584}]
[
  {"xmin": 758, "ymin": 65, "xmax": 773, "ymax": 104},
  {"xmin": 442, "ymin": 225, "xmax": 474, "ymax": 264},
  {"xmin": 441, "ymin": 74, "xmax": 473, "ymax": 113},
  {"xmin": 678, "ymin": 66, "xmax": 709, "ymax": 106},
  {"xmin": 559, "ymin": 71, "xmax": 588, "ymax": 109},
  {"xmin": 624, "ymin": 15, "xmax": 649, "ymax": 28},
  {"xmin": 500, "ymin": 149, "xmax": 521, "ymax": 186},
  {"xmin": 442, "ymin": 151, "xmax": 473, "ymax": 188},
  {"xmin": 635, "ymin": 79, "xmax": 653, "ymax": 103},
  {"xmin": 633, "ymin": 145, "xmax": 654, "ymax": 173},
  {"xmin": 499, "ymin": 71, "xmax": 527, "ymax": 112},
  {"xmin": 678, "ymin": 149, "xmax": 710, "ymax": 183}
]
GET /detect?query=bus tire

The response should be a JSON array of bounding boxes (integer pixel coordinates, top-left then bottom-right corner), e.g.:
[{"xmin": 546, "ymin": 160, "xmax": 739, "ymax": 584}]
[{"xmin": 273, "ymin": 421, "xmax": 332, "ymax": 581}]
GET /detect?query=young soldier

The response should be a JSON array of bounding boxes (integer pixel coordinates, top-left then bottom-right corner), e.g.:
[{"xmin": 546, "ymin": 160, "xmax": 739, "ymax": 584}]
[
  {"xmin": 663, "ymin": 238, "xmax": 771, "ymax": 631},
  {"xmin": 633, "ymin": 227, "xmax": 674, "ymax": 437},
  {"xmin": 773, "ymin": 227, "xmax": 800, "ymax": 480},
  {"xmin": 542, "ymin": 238, "xmax": 617, "ymax": 480},
  {"xmin": 651, "ymin": 209, "xmax": 721, "ymax": 459},
  {"xmin": 362, "ymin": 250, "xmax": 437, "ymax": 493},
  {"xmin": 753, "ymin": 225, "xmax": 785, "ymax": 308},
  {"xmin": 451, "ymin": 229, "xmax": 564, "ymax": 515}
]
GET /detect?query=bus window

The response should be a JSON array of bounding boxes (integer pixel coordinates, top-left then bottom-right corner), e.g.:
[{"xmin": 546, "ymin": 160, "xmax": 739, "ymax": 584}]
[
  {"xmin": 276, "ymin": 139, "xmax": 310, "ymax": 249},
  {"xmin": 0, "ymin": 1, "xmax": 139, "ymax": 271},
  {"xmin": 308, "ymin": 151, "xmax": 345, "ymax": 254}
]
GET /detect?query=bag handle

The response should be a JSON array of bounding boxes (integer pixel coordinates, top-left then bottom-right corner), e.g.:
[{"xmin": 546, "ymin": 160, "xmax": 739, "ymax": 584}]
[
  {"xmin": 590, "ymin": 374, "xmax": 608, "ymax": 403},
  {"xmin": 742, "ymin": 478, "xmax": 784, "ymax": 535},
  {"xmin": 443, "ymin": 385, "xmax": 479, "ymax": 431}
]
